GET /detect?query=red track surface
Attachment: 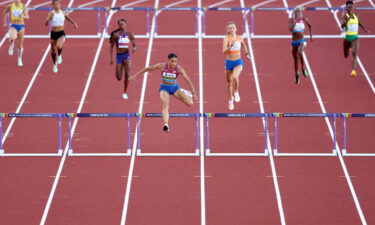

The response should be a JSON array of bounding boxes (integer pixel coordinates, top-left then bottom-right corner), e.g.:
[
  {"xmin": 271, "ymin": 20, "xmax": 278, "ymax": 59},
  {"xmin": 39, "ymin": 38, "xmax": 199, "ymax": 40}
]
[{"xmin": 0, "ymin": 0, "xmax": 374, "ymax": 224}]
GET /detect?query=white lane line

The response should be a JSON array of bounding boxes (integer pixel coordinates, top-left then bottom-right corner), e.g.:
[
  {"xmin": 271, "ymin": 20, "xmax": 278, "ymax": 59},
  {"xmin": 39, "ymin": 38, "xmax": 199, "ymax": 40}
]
[
  {"xmin": 0, "ymin": 0, "xmax": 12, "ymax": 6},
  {"xmin": 368, "ymin": 0, "xmax": 375, "ymax": 7},
  {"xmin": 252, "ymin": 0, "xmax": 278, "ymax": 9},
  {"xmin": 197, "ymin": 1, "xmax": 206, "ymax": 225},
  {"xmin": 240, "ymin": 0, "xmax": 286, "ymax": 224},
  {"xmin": 208, "ymin": 0, "xmax": 235, "ymax": 8},
  {"xmin": 325, "ymin": 0, "xmax": 375, "ymax": 94},
  {"xmin": 296, "ymin": 0, "xmax": 321, "ymax": 8},
  {"xmin": 78, "ymin": 0, "xmax": 104, "ymax": 8},
  {"xmin": 119, "ymin": 0, "xmax": 159, "ymax": 224},
  {"xmin": 302, "ymin": 52, "xmax": 368, "ymax": 225},
  {"xmin": 283, "ymin": 0, "xmax": 368, "ymax": 223},
  {"xmin": 38, "ymin": 0, "xmax": 120, "ymax": 223},
  {"xmin": 32, "ymin": 1, "xmax": 50, "ymax": 7}
]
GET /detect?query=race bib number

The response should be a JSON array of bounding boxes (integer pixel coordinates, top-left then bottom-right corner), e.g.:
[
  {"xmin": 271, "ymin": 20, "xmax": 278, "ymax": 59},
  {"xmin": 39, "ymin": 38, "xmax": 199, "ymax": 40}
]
[
  {"xmin": 12, "ymin": 9, "xmax": 23, "ymax": 18},
  {"xmin": 230, "ymin": 41, "xmax": 241, "ymax": 51},
  {"xmin": 348, "ymin": 24, "xmax": 358, "ymax": 33}
]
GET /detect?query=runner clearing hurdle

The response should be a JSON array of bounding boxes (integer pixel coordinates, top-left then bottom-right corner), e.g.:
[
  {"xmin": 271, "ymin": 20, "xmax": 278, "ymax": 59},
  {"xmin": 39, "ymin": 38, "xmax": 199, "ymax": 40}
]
[{"xmin": 129, "ymin": 53, "xmax": 198, "ymax": 132}]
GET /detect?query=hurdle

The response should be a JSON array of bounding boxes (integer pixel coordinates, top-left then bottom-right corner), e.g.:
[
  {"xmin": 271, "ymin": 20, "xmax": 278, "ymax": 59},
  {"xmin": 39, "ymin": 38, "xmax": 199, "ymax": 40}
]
[
  {"xmin": 342, "ymin": 113, "xmax": 375, "ymax": 157},
  {"xmin": 272, "ymin": 113, "xmax": 338, "ymax": 157},
  {"xmin": 205, "ymin": 113, "xmax": 269, "ymax": 156},
  {"xmin": 136, "ymin": 113, "xmax": 200, "ymax": 156},
  {"xmin": 67, "ymin": 113, "xmax": 133, "ymax": 157},
  {"xmin": 0, "ymin": 113, "xmax": 64, "ymax": 157}
]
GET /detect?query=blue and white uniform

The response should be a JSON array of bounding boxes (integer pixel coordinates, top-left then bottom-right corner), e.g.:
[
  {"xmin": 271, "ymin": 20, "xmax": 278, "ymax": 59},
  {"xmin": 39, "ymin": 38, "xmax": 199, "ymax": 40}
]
[{"xmin": 291, "ymin": 19, "xmax": 306, "ymax": 47}]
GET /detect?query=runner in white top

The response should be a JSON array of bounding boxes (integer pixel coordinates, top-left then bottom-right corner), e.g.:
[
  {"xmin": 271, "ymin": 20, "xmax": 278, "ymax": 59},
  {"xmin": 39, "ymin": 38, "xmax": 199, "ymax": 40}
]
[{"xmin": 45, "ymin": 0, "xmax": 78, "ymax": 73}]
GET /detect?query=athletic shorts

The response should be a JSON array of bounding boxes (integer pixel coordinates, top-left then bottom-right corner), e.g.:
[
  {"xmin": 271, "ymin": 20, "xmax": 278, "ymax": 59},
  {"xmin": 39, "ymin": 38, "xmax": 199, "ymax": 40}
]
[
  {"xmin": 159, "ymin": 83, "xmax": 180, "ymax": 95},
  {"xmin": 116, "ymin": 52, "xmax": 131, "ymax": 64},
  {"xmin": 11, "ymin": 24, "xmax": 25, "ymax": 32},
  {"xmin": 291, "ymin": 39, "xmax": 306, "ymax": 47},
  {"xmin": 225, "ymin": 58, "xmax": 244, "ymax": 71},
  {"xmin": 50, "ymin": 30, "xmax": 65, "ymax": 41},
  {"xmin": 345, "ymin": 35, "xmax": 358, "ymax": 43}
]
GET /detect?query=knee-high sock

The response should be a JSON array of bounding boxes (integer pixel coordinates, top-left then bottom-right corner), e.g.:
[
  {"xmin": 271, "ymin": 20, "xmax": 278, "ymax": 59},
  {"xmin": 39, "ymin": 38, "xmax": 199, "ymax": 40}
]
[{"xmin": 51, "ymin": 52, "xmax": 57, "ymax": 64}]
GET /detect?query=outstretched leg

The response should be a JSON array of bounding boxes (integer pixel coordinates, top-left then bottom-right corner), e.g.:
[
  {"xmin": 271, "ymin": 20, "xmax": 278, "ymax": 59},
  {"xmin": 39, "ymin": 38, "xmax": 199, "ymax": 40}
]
[
  {"xmin": 350, "ymin": 38, "xmax": 359, "ymax": 76},
  {"xmin": 160, "ymin": 91, "xmax": 170, "ymax": 131}
]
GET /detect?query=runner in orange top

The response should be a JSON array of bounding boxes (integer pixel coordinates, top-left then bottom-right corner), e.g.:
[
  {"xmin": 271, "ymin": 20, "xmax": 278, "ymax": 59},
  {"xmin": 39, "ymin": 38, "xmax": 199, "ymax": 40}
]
[{"xmin": 223, "ymin": 22, "xmax": 251, "ymax": 110}]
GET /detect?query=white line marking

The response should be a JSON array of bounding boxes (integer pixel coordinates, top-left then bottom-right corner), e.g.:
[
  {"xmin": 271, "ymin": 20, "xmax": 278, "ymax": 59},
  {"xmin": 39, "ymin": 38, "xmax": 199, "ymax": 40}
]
[
  {"xmin": 39, "ymin": 0, "xmax": 123, "ymax": 223},
  {"xmin": 78, "ymin": 0, "xmax": 104, "ymax": 8},
  {"xmin": 325, "ymin": 0, "xmax": 375, "ymax": 94},
  {"xmin": 302, "ymin": 51, "xmax": 368, "ymax": 225},
  {"xmin": 208, "ymin": 0, "xmax": 234, "ymax": 8},
  {"xmin": 284, "ymin": 0, "xmax": 368, "ymax": 223},
  {"xmin": 252, "ymin": 0, "xmax": 277, "ymax": 9},
  {"xmin": 197, "ymin": 1, "xmax": 206, "ymax": 225},
  {"xmin": 240, "ymin": 0, "xmax": 286, "ymax": 224},
  {"xmin": 368, "ymin": 0, "xmax": 375, "ymax": 7},
  {"xmin": 119, "ymin": 0, "xmax": 159, "ymax": 224},
  {"xmin": 32, "ymin": 1, "xmax": 50, "ymax": 7},
  {"xmin": 0, "ymin": 0, "xmax": 12, "ymax": 6},
  {"xmin": 296, "ymin": 0, "xmax": 321, "ymax": 8}
]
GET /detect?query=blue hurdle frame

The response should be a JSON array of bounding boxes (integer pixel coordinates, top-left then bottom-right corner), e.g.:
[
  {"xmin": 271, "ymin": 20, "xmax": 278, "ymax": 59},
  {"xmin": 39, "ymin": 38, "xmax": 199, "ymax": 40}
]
[
  {"xmin": 204, "ymin": 113, "xmax": 270, "ymax": 156},
  {"xmin": 66, "ymin": 113, "xmax": 133, "ymax": 157},
  {"xmin": 0, "ymin": 113, "xmax": 64, "ymax": 157},
  {"xmin": 272, "ymin": 113, "xmax": 338, "ymax": 157},
  {"xmin": 136, "ymin": 113, "xmax": 200, "ymax": 156},
  {"xmin": 341, "ymin": 113, "xmax": 375, "ymax": 157}
]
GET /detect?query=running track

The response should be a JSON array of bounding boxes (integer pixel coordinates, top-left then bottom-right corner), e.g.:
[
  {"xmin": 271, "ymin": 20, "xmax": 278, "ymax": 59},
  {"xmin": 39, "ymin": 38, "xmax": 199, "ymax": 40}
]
[{"xmin": 0, "ymin": 0, "xmax": 374, "ymax": 224}]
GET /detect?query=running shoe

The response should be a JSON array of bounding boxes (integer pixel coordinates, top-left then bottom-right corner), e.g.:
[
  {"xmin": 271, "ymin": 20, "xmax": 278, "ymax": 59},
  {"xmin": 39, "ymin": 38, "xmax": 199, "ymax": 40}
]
[
  {"xmin": 229, "ymin": 99, "xmax": 234, "ymax": 110},
  {"xmin": 57, "ymin": 55, "xmax": 62, "ymax": 64},
  {"xmin": 53, "ymin": 64, "xmax": 58, "ymax": 73},
  {"xmin": 18, "ymin": 58, "xmax": 23, "ymax": 67},
  {"xmin": 351, "ymin": 70, "xmax": 357, "ymax": 77},
  {"xmin": 302, "ymin": 69, "xmax": 309, "ymax": 78},
  {"xmin": 163, "ymin": 124, "xmax": 169, "ymax": 132},
  {"xmin": 295, "ymin": 72, "xmax": 300, "ymax": 84},
  {"xmin": 234, "ymin": 92, "xmax": 240, "ymax": 102},
  {"xmin": 8, "ymin": 45, "xmax": 13, "ymax": 55},
  {"xmin": 180, "ymin": 89, "xmax": 192, "ymax": 98},
  {"xmin": 122, "ymin": 93, "xmax": 128, "ymax": 99}
]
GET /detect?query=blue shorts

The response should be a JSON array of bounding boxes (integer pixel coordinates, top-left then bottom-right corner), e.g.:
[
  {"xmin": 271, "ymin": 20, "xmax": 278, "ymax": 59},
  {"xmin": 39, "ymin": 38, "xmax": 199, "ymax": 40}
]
[
  {"xmin": 225, "ymin": 58, "xmax": 243, "ymax": 71},
  {"xmin": 116, "ymin": 52, "xmax": 131, "ymax": 64},
  {"xmin": 159, "ymin": 83, "xmax": 180, "ymax": 95},
  {"xmin": 11, "ymin": 24, "xmax": 25, "ymax": 32},
  {"xmin": 291, "ymin": 39, "xmax": 306, "ymax": 47}
]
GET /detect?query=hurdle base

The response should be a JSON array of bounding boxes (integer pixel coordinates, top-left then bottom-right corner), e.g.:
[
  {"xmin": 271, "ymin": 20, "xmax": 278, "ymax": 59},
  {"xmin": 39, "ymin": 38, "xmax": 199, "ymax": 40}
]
[
  {"xmin": 342, "ymin": 149, "xmax": 375, "ymax": 156},
  {"xmin": 68, "ymin": 149, "xmax": 131, "ymax": 156},
  {"xmin": 273, "ymin": 149, "xmax": 337, "ymax": 157},
  {"xmin": 205, "ymin": 149, "xmax": 269, "ymax": 156},
  {"xmin": 0, "ymin": 149, "xmax": 4, "ymax": 156},
  {"xmin": 136, "ymin": 149, "xmax": 200, "ymax": 156}
]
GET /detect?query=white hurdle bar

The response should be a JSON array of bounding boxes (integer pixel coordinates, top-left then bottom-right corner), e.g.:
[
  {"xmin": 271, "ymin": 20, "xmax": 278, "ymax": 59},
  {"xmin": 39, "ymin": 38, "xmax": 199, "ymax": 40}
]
[
  {"xmin": 342, "ymin": 113, "xmax": 375, "ymax": 157},
  {"xmin": 67, "ymin": 113, "xmax": 132, "ymax": 157},
  {"xmin": 0, "ymin": 113, "xmax": 64, "ymax": 157},
  {"xmin": 205, "ymin": 113, "xmax": 269, "ymax": 156},
  {"xmin": 272, "ymin": 113, "xmax": 338, "ymax": 157},
  {"xmin": 136, "ymin": 113, "xmax": 200, "ymax": 156}
]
